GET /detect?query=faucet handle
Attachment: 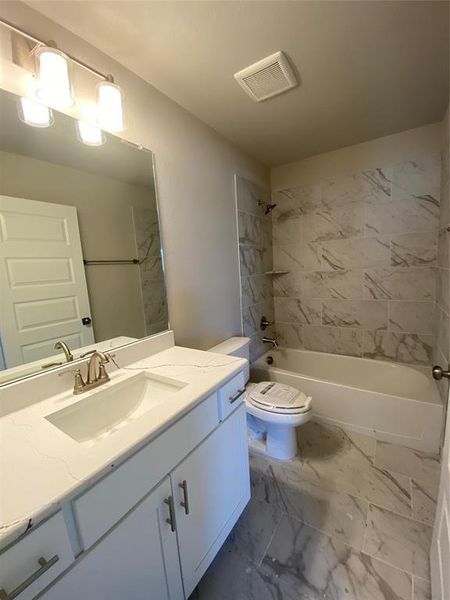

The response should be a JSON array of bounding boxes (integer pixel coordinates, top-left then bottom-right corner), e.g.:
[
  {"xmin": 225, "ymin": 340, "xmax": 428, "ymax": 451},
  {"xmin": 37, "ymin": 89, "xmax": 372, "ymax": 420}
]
[
  {"xmin": 98, "ymin": 363, "xmax": 110, "ymax": 382},
  {"xmin": 72, "ymin": 369, "xmax": 86, "ymax": 394},
  {"xmin": 79, "ymin": 349, "xmax": 97, "ymax": 359}
]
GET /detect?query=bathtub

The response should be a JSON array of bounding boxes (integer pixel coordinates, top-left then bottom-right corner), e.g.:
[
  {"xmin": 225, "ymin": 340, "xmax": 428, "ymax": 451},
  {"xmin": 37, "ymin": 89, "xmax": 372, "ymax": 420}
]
[{"xmin": 251, "ymin": 348, "xmax": 443, "ymax": 453}]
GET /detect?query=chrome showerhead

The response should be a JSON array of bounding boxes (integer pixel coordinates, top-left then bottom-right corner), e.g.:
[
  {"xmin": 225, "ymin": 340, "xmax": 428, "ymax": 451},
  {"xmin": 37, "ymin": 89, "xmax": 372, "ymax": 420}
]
[{"xmin": 258, "ymin": 199, "xmax": 277, "ymax": 215}]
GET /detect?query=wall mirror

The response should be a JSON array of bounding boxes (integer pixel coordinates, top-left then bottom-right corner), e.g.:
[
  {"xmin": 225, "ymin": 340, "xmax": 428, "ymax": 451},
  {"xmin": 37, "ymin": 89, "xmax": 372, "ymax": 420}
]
[{"xmin": 0, "ymin": 87, "xmax": 168, "ymax": 385}]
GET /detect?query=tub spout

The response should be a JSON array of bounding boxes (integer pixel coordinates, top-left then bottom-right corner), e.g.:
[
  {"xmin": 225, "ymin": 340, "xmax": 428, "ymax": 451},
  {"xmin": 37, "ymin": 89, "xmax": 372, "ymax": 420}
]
[{"xmin": 263, "ymin": 336, "xmax": 279, "ymax": 348}]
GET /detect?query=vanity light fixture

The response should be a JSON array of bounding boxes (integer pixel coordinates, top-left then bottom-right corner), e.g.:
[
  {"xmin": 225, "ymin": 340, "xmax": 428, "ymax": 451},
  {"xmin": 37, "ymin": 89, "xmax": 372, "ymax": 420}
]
[
  {"xmin": 76, "ymin": 119, "xmax": 105, "ymax": 146},
  {"xmin": 97, "ymin": 77, "xmax": 124, "ymax": 132},
  {"xmin": 35, "ymin": 44, "xmax": 74, "ymax": 109},
  {"xmin": 0, "ymin": 17, "xmax": 126, "ymax": 132},
  {"xmin": 18, "ymin": 96, "xmax": 54, "ymax": 127}
]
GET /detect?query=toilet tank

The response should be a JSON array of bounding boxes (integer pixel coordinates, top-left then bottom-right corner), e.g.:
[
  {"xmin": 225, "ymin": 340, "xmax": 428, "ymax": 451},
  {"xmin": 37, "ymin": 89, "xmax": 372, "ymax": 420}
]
[{"xmin": 208, "ymin": 337, "xmax": 250, "ymax": 382}]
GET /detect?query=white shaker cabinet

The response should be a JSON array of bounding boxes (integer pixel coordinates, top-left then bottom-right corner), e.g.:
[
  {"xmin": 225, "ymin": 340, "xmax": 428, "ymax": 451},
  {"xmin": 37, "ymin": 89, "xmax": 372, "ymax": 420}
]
[
  {"xmin": 41, "ymin": 477, "xmax": 183, "ymax": 600},
  {"xmin": 172, "ymin": 404, "xmax": 250, "ymax": 597},
  {"xmin": 4, "ymin": 372, "xmax": 249, "ymax": 600}
]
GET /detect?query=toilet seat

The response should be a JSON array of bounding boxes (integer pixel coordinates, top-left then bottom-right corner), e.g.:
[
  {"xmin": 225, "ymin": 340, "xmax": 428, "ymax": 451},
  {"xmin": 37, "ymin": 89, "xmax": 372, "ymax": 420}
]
[{"xmin": 248, "ymin": 381, "xmax": 312, "ymax": 415}]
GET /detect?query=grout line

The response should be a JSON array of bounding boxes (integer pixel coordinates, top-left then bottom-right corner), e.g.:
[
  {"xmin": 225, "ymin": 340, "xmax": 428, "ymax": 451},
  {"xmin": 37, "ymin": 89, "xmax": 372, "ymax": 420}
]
[{"xmin": 367, "ymin": 499, "xmax": 434, "ymax": 529}]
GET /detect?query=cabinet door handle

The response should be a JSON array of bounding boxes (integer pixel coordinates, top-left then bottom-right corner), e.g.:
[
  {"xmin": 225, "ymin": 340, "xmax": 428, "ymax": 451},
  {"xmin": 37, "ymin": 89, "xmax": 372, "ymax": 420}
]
[
  {"xmin": 179, "ymin": 480, "xmax": 190, "ymax": 515},
  {"xmin": 164, "ymin": 496, "xmax": 176, "ymax": 532},
  {"xmin": 0, "ymin": 555, "xmax": 59, "ymax": 600},
  {"xmin": 229, "ymin": 388, "xmax": 246, "ymax": 404}
]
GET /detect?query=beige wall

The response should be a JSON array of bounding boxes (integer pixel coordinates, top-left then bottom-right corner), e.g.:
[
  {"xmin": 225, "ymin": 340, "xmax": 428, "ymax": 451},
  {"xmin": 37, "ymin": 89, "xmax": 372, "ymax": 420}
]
[
  {"xmin": 0, "ymin": 1, "xmax": 269, "ymax": 350},
  {"xmin": 271, "ymin": 123, "xmax": 442, "ymax": 190},
  {"xmin": 0, "ymin": 149, "xmax": 156, "ymax": 341}
]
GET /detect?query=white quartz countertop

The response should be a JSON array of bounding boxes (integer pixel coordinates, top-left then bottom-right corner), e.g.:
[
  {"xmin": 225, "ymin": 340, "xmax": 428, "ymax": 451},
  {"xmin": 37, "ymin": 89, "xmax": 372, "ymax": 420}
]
[{"xmin": 0, "ymin": 345, "xmax": 246, "ymax": 551}]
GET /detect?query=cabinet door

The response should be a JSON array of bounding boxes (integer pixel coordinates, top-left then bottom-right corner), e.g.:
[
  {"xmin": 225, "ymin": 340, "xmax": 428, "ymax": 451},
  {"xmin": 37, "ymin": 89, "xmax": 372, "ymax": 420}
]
[
  {"xmin": 172, "ymin": 404, "xmax": 250, "ymax": 596},
  {"xmin": 41, "ymin": 477, "xmax": 183, "ymax": 600}
]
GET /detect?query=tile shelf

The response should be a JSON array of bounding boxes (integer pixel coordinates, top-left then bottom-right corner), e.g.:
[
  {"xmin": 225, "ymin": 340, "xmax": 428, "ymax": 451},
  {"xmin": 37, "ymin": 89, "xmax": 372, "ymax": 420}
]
[{"xmin": 264, "ymin": 270, "xmax": 290, "ymax": 275}]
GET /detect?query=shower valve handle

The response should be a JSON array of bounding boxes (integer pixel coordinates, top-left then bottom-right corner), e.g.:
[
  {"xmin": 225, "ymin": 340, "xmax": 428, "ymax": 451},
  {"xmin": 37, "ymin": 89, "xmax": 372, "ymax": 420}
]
[
  {"xmin": 260, "ymin": 316, "xmax": 273, "ymax": 331},
  {"xmin": 432, "ymin": 365, "xmax": 450, "ymax": 380}
]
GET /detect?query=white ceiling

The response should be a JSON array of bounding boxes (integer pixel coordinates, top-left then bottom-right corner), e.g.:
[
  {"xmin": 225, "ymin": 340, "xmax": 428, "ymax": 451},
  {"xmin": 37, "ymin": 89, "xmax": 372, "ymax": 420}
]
[{"xmin": 28, "ymin": 1, "xmax": 449, "ymax": 167}]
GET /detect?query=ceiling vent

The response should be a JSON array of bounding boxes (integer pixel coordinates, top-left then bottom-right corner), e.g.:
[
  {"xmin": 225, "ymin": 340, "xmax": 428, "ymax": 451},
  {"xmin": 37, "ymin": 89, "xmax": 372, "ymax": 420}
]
[{"xmin": 234, "ymin": 51, "xmax": 297, "ymax": 102}]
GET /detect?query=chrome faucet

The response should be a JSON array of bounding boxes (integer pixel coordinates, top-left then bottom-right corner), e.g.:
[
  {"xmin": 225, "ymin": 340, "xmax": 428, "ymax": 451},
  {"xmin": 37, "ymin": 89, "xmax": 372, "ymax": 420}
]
[
  {"xmin": 54, "ymin": 340, "xmax": 74, "ymax": 362},
  {"xmin": 262, "ymin": 336, "xmax": 279, "ymax": 348},
  {"xmin": 72, "ymin": 351, "xmax": 110, "ymax": 395}
]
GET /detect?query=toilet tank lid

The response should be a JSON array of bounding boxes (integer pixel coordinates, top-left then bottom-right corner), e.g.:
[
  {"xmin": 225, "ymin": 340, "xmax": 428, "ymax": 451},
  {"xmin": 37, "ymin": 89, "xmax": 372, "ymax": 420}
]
[{"xmin": 208, "ymin": 337, "xmax": 250, "ymax": 355}]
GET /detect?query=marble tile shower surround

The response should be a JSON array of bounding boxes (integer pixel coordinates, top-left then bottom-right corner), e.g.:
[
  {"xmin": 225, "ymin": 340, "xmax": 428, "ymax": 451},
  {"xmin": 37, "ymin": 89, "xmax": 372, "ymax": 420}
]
[
  {"xmin": 236, "ymin": 176, "xmax": 275, "ymax": 360},
  {"xmin": 192, "ymin": 420, "xmax": 439, "ymax": 600},
  {"xmin": 271, "ymin": 156, "xmax": 442, "ymax": 365},
  {"xmin": 132, "ymin": 206, "xmax": 169, "ymax": 335},
  {"xmin": 433, "ymin": 117, "xmax": 450, "ymax": 405}
]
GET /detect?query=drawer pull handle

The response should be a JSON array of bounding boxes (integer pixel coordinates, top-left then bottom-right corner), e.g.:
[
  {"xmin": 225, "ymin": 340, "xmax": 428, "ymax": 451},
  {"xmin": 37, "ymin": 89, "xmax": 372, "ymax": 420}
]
[
  {"xmin": 179, "ymin": 480, "xmax": 190, "ymax": 515},
  {"xmin": 164, "ymin": 496, "xmax": 176, "ymax": 532},
  {"xmin": 0, "ymin": 555, "xmax": 59, "ymax": 600},
  {"xmin": 229, "ymin": 388, "xmax": 246, "ymax": 404}
]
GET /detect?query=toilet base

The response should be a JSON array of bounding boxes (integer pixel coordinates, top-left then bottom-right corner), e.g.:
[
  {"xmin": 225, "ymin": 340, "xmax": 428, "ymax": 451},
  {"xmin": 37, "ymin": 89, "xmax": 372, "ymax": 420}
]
[{"xmin": 248, "ymin": 422, "xmax": 298, "ymax": 460}]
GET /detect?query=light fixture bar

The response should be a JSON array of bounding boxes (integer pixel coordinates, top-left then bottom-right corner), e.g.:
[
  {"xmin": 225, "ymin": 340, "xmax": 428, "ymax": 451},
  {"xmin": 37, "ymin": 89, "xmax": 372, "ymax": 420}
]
[{"xmin": 0, "ymin": 16, "xmax": 109, "ymax": 81}]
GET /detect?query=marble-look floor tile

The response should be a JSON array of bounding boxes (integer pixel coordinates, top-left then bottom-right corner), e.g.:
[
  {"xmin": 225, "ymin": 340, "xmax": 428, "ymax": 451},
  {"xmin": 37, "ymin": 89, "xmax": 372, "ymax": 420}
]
[
  {"xmin": 261, "ymin": 514, "xmax": 412, "ymax": 600},
  {"xmin": 298, "ymin": 420, "xmax": 376, "ymax": 465},
  {"xmin": 410, "ymin": 478, "xmax": 439, "ymax": 526},
  {"xmin": 413, "ymin": 576, "xmax": 431, "ymax": 600},
  {"xmin": 271, "ymin": 463, "xmax": 369, "ymax": 549},
  {"xmin": 375, "ymin": 441, "xmax": 441, "ymax": 488},
  {"xmin": 191, "ymin": 535, "xmax": 294, "ymax": 600},
  {"xmin": 300, "ymin": 458, "xmax": 412, "ymax": 517},
  {"xmin": 249, "ymin": 453, "xmax": 284, "ymax": 507},
  {"xmin": 227, "ymin": 497, "xmax": 281, "ymax": 565},
  {"xmin": 363, "ymin": 503, "xmax": 432, "ymax": 578},
  {"xmin": 296, "ymin": 424, "xmax": 411, "ymax": 519}
]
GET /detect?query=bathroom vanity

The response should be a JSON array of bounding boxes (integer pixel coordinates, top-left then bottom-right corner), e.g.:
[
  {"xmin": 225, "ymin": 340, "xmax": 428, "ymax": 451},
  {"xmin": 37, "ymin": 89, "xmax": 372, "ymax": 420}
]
[{"xmin": 0, "ymin": 331, "xmax": 250, "ymax": 599}]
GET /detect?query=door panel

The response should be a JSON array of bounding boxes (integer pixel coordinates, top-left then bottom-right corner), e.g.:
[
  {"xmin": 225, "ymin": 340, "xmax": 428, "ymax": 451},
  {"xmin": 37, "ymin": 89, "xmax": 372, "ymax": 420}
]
[
  {"xmin": 41, "ymin": 477, "xmax": 183, "ymax": 600},
  {"xmin": 431, "ymin": 385, "xmax": 450, "ymax": 600},
  {"xmin": 0, "ymin": 195, "xmax": 94, "ymax": 367},
  {"xmin": 172, "ymin": 405, "xmax": 250, "ymax": 597}
]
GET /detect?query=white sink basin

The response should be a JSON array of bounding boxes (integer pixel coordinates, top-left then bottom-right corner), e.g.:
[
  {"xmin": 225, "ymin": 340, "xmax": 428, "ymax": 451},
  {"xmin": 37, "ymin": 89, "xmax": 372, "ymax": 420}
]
[{"xmin": 45, "ymin": 372, "xmax": 188, "ymax": 446}]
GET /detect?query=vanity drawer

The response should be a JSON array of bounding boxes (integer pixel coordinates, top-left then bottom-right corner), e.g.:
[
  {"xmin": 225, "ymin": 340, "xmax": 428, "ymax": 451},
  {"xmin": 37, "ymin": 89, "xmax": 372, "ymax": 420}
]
[
  {"xmin": 0, "ymin": 512, "xmax": 73, "ymax": 600},
  {"xmin": 73, "ymin": 392, "xmax": 219, "ymax": 550},
  {"xmin": 217, "ymin": 371, "xmax": 246, "ymax": 421}
]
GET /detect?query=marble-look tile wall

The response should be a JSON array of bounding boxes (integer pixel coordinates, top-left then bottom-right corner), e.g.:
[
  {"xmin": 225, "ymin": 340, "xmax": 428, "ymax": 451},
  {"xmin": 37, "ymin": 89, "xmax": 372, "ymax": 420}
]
[
  {"xmin": 272, "ymin": 156, "xmax": 441, "ymax": 365},
  {"xmin": 132, "ymin": 206, "xmax": 169, "ymax": 335},
  {"xmin": 236, "ymin": 176, "xmax": 275, "ymax": 361},
  {"xmin": 433, "ymin": 110, "xmax": 450, "ymax": 404}
]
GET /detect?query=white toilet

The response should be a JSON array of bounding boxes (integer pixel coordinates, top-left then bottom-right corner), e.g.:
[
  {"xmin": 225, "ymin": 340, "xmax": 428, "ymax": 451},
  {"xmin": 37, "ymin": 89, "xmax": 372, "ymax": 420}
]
[{"xmin": 209, "ymin": 337, "xmax": 312, "ymax": 460}]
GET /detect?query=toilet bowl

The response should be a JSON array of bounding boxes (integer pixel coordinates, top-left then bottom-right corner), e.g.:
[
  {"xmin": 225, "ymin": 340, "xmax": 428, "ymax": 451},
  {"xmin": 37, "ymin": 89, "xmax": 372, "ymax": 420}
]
[{"xmin": 209, "ymin": 337, "xmax": 312, "ymax": 460}]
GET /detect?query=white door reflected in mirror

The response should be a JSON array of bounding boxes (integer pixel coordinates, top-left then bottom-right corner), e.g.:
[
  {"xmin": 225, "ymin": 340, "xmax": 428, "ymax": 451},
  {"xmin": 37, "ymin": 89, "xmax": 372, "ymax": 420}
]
[{"xmin": 0, "ymin": 195, "xmax": 94, "ymax": 368}]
